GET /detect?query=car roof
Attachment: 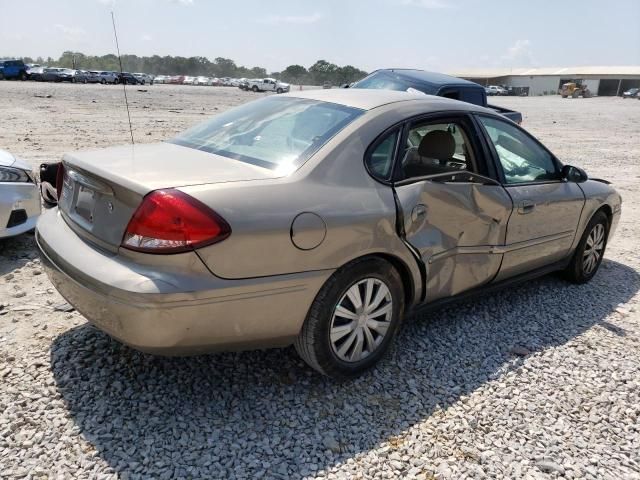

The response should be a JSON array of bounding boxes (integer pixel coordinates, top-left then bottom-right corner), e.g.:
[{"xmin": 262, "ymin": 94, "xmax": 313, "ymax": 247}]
[
  {"xmin": 373, "ymin": 69, "xmax": 480, "ymax": 88},
  {"xmin": 284, "ymin": 87, "xmax": 485, "ymax": 112}
]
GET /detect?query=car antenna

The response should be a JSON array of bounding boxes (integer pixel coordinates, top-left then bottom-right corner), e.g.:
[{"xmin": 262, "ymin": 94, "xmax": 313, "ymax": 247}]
[{"xmin": 111, "ymin": 11, "xmax": 134, "ymax": 145}]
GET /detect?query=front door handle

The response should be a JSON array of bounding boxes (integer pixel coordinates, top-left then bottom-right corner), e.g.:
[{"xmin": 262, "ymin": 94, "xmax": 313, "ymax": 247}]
[{"xmin": 518, "ymin": 200, "xmax": 535, "ymax": 214}]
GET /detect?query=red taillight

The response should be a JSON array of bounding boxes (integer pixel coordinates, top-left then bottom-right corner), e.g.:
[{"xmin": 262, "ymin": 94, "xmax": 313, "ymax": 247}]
[
  {"xmin": 55, "ymin": 162, "xmax": 65, "ymax": 200},
  {"xmin": 122, "ymin": 189, "xmax": 231, "ymax": 254}
]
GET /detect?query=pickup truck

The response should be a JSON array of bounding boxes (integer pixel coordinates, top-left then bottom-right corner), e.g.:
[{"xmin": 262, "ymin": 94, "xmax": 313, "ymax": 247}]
[
  {"xmin": 350, "ymin": 69, "xmax": 523, "ymax": 124},
  {"xmin": 248, "ymin": 78, "xmax": 290, "ymax": 94}
]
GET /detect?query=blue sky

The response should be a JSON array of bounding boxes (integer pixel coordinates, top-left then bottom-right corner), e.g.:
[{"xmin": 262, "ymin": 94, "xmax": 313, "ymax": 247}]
[{"xmin": 1, "ymin": 0, "xmax": 639, "ymax": 72}]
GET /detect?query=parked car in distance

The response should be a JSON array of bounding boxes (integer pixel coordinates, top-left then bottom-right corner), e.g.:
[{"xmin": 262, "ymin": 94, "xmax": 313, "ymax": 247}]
[
  {"xmin": 72, "ymin": 70, "xmax": 92, "ymax": 83},
  {"xmin": 351, "ymin": 69, "xmax": 523, "ymax": 124},
  {"xmin": 82, "ymin": 71, "xmax": 102, "ymax": 84},
  {"xmin": 133, "ymin": 73, "xmax": 154, "ymax": 85},
  {"xmin": 622, "ymin": 87, "xmax": 639, "ymax": 99},
  {"xmin": 195, "ymin": 76, "xmax": 212, "ymax": 86},
  {"xmin": 27, "ymin": 66, "xmax": 46, "ymax": 81},
  {"xmin": 37, "ymin": 89, "xmax": 621, "ymax": 379},
  {"xmin": 1, "ymin": 149, "xmax": 40, "ymax": 239},
  {"xmin": 238, "ymin": 78, "xmax": 250, "ymax": 91},
  {"xmin": 58, "ymin": 69, "xmax": 76, "ymax": 82},
  {"xmin": 248, "ymin": 78, "xmax": 290, "ymax": 93},
  {"xmin": 485, "ymin": 85, "xmax": 508, "ymax": 96},
  {"xmin": 38, "ymin": 68, "xmax": 74, "ymax": 82},
  {"xmin": 0, "ymin": 59, "xmax": 29, "ymax": 80},
  {"xmin": 153, "ymin": 75, "xmax": 168, "ymax": 84},
  {"xmin": 118, "ymin": 72, "xmax": 141, "ymax": 85},
  {"xmin": 323, "ymin": 81, "xmax": 332, "ymax": 89},
  {"xmin": 168, "ymin": 75, "xmax": 185, "ymax": 85},
  {"xmin": 95, "ymin": 71, "xmax": 119, "ymax": 84}
]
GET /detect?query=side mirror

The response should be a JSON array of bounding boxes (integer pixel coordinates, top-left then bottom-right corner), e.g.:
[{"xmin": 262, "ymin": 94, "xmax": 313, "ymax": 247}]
[{"xmin": 562, "ymin": 164, "xmax": 588, "ymax": 183}]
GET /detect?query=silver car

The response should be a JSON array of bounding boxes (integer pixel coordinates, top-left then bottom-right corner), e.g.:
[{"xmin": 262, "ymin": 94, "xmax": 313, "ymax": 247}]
[
  {"xmin": 36, "ymin": 90, "xmax": 621, "ymax": 378},
  {"xmin": 1, "ymin": 150, "xmax": 41, "ymax": 239}
]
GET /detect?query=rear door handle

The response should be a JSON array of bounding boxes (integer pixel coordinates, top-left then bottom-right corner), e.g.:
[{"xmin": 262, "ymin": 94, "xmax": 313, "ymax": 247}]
[{"xmin": 518, "ymin": 200, "xmax": 535, "ymax": 214}]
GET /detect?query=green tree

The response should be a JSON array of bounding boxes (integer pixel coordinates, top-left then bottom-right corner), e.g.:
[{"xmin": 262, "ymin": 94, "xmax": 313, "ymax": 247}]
[{"xmin": 281, "ymin": 64, "xmax": 307, "ymax": 83}]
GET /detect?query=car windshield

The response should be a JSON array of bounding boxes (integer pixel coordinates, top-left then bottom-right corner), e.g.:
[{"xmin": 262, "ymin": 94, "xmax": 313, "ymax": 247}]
[{"xmin": 170, "ymin": 96, "xmax": 363, "ymax": 171}]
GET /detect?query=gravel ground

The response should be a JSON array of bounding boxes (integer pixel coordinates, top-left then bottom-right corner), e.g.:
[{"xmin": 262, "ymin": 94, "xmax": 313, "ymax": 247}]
[{"xmin": 1, "ymin": 82, "xmax": 639, "ymax": 479}]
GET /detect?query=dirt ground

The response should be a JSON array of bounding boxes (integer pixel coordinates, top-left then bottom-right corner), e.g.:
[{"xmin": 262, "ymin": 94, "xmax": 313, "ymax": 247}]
[{"xmin": 0, "ymin": 82, "xmax": 639, "ymax": 478}]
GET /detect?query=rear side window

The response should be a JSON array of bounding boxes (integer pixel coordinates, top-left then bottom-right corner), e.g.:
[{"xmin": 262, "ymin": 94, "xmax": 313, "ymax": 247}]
[
  {"xmin": 399, "ymin": 121, "xmax": 477, "ymax": 180},
  {"xmin": 366, "ymin": 129, "xmax": 399, "ymax": 181},
  {"xmin": 461, "ymin": 90, "xmax": 485, "ymax": 106}
]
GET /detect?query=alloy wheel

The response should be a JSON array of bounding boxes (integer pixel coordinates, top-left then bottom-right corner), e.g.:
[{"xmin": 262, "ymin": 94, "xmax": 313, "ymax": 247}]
[
  {"xmin": 583, "ymin": 223, "xmax": 605, "ymax": 274},
  {"xmin": 330, "ymin": 278, "xmax": 393, "ymax": 362}
]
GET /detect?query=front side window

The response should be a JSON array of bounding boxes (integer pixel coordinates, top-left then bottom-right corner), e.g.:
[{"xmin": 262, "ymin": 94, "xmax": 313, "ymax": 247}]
[
  {"xmin": 170, "ymin": 96, "xmax": 363, "ymax": 172},
  {"xmin": 478, "ymin": 116, "xmax": 559, "ymax": 184},
  {"xmin": 399, "ymin": 120, "xmax": 477, "ymax": 180}
]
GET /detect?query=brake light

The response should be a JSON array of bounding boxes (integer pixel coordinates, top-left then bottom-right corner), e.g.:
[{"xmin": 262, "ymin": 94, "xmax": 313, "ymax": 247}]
[
  {"xmin": 122, "ymin": 189, "xmax": 231, "ymax": 254},
  {"xmin": 56, "ymin": 162, "xmax": 65, "ymax": 200}
]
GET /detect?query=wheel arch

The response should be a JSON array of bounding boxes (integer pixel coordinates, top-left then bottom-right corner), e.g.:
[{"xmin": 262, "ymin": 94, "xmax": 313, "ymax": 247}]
[
  {"xmin": 596, "ymin": 203, "xmax": 613, "ymax": 230},
  {"xmin": 345, "ymin": 252, "xmax": 417, "ymax": 310}
]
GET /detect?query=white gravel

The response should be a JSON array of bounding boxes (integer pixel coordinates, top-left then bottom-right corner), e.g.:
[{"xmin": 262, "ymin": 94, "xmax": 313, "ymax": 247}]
[{"xmin": 1, "ymin": 82, "xmax": 639, "ymax": 479}]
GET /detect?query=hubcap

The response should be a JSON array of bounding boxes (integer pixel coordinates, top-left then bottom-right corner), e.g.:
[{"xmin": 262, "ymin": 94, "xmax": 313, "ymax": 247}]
[
  {"xmin": 330, "ymin": 278, "xmax": 393, "ymax": 363},
  {"xmin": 583, "ymin": 223, "xmax": 605, "ymax": 275}
]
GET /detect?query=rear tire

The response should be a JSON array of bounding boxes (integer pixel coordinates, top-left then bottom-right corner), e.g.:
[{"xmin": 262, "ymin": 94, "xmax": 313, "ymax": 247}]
[
  {"xmin": 294, "ymin": 257, "xmax": 405, "ymax": 379},
  {"xmin": 252, "ymin": 85, "xmax": 259, "ymax": 92},
  {"xmin": 563, "ymin": 211, "xmax": 609, "ymax": 284},
  {"xmin": 101, "ymin": 79, "xmax": 106, "ymax": 85}
]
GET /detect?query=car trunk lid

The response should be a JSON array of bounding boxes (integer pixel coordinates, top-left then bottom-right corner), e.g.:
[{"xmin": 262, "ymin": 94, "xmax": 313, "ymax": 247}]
[{"xmin": 58, "ymin": 142, "xmax": 278, "ymax": 250}]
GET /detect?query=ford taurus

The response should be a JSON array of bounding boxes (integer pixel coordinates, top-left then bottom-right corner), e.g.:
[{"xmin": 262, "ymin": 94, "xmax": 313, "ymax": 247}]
[{"xmin": 36, "ymin": 89, "xmax": 621, "ymax": 378}]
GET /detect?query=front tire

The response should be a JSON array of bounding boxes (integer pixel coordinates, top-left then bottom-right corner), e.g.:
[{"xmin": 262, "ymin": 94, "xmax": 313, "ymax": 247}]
[
  {"xmin": 276, "ymin": 88, "xmax": 283, "ymax": 94},
  {"xmin": 295, "ymin": 257, "xmax": 404, "ymax": 379},
  {"xmin": 563, "ymin": 211, "xmax": 609, "ymax": 284}
]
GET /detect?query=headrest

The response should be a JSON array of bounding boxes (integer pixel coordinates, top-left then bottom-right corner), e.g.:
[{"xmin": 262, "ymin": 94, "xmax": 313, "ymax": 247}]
[{"xmin": 418, "ymin": 130, "xmax": 455, "ymax": 159}]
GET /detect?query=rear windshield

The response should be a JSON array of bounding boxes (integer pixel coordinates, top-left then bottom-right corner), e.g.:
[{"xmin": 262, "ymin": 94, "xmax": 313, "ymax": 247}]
[
  {"xmin": 170, "ymin": 96, "xmax": 363, "ymax": 171},
  {"xmin": 353, "ymin": 71, "xmax": 409, "ymax": 92}
]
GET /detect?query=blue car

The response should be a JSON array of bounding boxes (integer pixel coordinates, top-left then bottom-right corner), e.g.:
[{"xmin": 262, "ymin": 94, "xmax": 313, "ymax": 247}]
[{"xmin": 0, "ymin": 59, "xmax": 28, "ymax": 80}]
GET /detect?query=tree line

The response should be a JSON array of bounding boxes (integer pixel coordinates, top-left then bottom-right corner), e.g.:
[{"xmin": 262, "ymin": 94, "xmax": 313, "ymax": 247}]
[{"xmin": 18, "ymin": 52, "xmax": 368, "ymax": 86}]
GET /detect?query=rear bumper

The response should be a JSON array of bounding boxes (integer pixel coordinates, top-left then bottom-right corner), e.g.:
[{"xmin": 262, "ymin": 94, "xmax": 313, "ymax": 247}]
[
  {"xmin": 36, "ymin": 208, "xmax": 332, "ymax": 354},
  {"xmin": 0, "ymin": 182, "xmax": 41, "ymax": 239}
]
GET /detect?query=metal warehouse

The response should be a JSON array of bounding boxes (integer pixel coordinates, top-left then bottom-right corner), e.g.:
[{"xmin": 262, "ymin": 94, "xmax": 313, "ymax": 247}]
[{"xmin": 451, "ymin": 66, "xmax": 640, "ymax": 96}]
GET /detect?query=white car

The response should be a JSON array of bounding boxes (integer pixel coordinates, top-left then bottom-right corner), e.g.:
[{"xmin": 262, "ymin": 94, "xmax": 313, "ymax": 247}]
[
  {"xmin": 247, "ymin": 78, "xmax": 290, "ymax": 94},
  {"xmin": 195, "ymin": 76, "xmax": 212, "ymax": 86},
  {"xmin": 0, "ymin": 150, "xmax": 41, "ymax": 239},
  {"xmin": 486, "ymin": 85, "xmax": 508, "ymax": 96},
  {"xmin": 182, "ymin": 76, "xmax": 196, "ymax": 85}
]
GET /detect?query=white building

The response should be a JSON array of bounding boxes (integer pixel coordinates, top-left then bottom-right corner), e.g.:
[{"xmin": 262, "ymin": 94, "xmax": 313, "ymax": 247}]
[{"xmin": 450, "ymin": 66, "xmax": 640, "ymax": 96}]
